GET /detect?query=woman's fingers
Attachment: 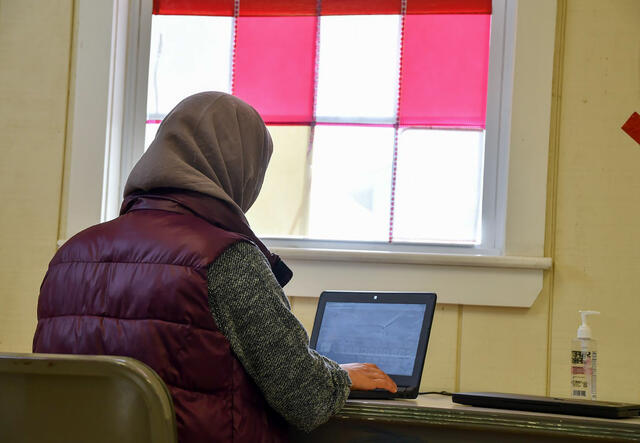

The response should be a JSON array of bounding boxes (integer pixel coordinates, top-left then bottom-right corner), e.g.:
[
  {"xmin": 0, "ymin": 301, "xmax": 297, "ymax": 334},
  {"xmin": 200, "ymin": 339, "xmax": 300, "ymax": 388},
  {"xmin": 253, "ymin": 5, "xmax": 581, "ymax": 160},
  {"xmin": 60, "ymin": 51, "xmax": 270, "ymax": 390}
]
[
  {"xmin": 376, "ymin": 376, "xmax": 398, "ymax": 393},
  {"xmin": 364, "ymin": 364, "xmax": 397, "ymax": 391},
  {"xmin": 340, "ymin": 363, "xmax": 398, "ymax": 392}
]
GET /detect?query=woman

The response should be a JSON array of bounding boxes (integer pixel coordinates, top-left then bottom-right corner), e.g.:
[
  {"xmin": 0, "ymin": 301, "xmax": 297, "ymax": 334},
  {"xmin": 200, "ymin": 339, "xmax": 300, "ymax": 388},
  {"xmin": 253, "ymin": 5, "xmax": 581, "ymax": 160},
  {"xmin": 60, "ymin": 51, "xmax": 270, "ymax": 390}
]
[{"xmin": 33, "ymin": 92, "xmax": 396, "ymax": 442}]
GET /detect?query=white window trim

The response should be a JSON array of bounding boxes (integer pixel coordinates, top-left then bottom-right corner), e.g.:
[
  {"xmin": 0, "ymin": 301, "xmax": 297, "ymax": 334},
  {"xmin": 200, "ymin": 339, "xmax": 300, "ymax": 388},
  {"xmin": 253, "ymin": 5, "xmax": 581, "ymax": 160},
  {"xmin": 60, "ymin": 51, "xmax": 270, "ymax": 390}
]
[
  {"xmin": 483, "ymin": 0, "xmax": 515, "ymax": 254},
  {"xmin": 61, "ymin": 0, "xmax": 556, "ymax": 307},
  {"xmin": 62, "ymin": 0, "xmax": 151, "ymax": 236}
]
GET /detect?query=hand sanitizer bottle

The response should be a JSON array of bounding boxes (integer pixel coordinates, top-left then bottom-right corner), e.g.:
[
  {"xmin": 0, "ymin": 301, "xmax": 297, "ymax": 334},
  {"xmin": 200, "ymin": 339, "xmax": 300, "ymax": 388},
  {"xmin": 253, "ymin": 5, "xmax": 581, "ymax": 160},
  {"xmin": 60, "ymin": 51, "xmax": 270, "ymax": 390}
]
[{"xmin": 571, "ymin": 310, "xmax": 599, "ymax": 400}]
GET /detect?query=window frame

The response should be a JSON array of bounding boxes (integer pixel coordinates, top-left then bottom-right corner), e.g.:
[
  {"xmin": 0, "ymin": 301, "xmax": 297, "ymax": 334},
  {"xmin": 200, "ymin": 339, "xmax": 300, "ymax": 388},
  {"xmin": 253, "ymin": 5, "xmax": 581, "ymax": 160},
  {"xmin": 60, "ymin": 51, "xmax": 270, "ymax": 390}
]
[
  {"xmin": 61, "ymin": 0, "xmax": 555, "ymax": 307},
  {"xmin": 131, "ymin": 0, "xmax": 513, "ymax": 255}
]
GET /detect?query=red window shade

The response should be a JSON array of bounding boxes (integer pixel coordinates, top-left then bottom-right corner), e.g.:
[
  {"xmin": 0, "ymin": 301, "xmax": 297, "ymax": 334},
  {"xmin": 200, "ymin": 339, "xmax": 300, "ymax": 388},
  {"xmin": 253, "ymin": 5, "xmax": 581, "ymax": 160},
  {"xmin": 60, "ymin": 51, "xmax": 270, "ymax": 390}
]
[
  {"xmin": 398, "ymin": 14, "xmax": 491, "ymax": 128},
  {"xmin": 233, "ymin": 17, "xmax": 317, "ymax": 123},
  {"xmin": 238, "ymin": 0, "xmax": 316, "ymax": 16},
  {"xmin": 321, "ymin": 0, "xmax": 401, "ymax": 15},
  {"xmin": 151, "ymin": 1, "xmax": 493, "ymax": 128},
  {"xmin": 153, "ymin": 0, "xmax": 491, "ymax": 16},
  {"xmin": 153, "ymin": 0, "xmax": 234, "ymax": 16},
  {"xmin": 406, "ymin": 0, "xmax": 491, "ymax": 14}
]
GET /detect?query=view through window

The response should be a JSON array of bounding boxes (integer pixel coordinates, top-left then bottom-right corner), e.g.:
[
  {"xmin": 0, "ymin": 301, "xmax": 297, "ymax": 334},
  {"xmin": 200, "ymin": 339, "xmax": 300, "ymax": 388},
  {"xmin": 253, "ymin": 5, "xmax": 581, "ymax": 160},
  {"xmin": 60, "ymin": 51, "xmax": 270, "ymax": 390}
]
[{"xmin": 146, "ymin": 0, "xmax": 492, "ymax": 246}]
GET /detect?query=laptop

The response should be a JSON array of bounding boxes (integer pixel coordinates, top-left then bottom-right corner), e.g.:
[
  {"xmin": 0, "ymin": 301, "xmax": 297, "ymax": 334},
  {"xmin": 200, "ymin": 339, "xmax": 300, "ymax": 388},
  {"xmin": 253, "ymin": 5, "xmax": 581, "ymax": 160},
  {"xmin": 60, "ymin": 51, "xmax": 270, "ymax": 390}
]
[
  {"xmin": 309, "ymin": 291, "xmax": 437, "ymax": 400},
  {"xmin": 452, "ymin": 392, "xmax": 640, "ymax": 419}
]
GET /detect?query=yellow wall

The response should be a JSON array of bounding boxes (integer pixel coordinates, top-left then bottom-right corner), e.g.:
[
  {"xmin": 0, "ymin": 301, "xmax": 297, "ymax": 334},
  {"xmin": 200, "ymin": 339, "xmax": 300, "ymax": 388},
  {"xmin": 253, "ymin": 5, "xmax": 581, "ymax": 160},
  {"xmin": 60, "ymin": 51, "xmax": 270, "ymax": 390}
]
[
  {"xmin": 0, "ymin": 0, "xmax": 73, "ymax": 352},
  {"xmin": 1, "ymin": 0, "xmax": 639, "ymax": 404},
  {"xmin": 548, "ymin": 0, "xmax": 640, "ymax": 400}
]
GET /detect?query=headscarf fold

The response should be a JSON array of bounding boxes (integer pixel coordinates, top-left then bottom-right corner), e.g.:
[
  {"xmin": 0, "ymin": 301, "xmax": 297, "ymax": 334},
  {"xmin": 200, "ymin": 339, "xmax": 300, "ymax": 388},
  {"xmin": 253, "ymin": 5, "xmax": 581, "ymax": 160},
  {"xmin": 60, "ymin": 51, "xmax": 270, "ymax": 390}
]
[{"xmin": 125, "ymin": 91, "xmax": 273, "ymax": 215}]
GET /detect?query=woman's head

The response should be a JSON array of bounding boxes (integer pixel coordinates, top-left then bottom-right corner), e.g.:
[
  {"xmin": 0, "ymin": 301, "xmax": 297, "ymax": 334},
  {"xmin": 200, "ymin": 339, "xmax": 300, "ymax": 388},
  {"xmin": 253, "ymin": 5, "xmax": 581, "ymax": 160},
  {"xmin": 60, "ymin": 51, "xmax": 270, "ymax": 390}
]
[{"xmin": 124, "ymin": 92, "xmax": 273, "ymax": 213}]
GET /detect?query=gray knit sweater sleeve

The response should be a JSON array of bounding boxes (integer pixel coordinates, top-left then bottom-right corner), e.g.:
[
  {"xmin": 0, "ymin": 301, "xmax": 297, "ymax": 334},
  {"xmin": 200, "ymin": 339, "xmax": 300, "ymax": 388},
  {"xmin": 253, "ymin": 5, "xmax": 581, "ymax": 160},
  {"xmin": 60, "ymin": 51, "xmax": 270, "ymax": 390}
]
[{"xmin": 206, "ymin": 241, "xmax": 351, "ymax": 432}]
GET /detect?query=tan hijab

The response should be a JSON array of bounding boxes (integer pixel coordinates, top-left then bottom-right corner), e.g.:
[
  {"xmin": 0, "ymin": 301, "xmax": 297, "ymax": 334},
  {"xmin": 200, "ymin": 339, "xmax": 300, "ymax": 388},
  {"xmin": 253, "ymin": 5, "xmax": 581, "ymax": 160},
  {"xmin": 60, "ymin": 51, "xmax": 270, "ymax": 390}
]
[{"xmin": 124, "ymin": 92, "xmax": 273, "ymax": 214}]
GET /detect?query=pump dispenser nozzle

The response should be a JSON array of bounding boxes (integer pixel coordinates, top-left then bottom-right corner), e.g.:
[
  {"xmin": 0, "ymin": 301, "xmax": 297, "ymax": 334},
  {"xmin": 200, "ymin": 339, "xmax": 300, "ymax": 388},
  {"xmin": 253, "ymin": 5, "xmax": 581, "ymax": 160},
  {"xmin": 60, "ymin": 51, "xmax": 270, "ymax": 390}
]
[{"xmin": 577, "ymin": 310, "xmax": 600, "ymax": 339}]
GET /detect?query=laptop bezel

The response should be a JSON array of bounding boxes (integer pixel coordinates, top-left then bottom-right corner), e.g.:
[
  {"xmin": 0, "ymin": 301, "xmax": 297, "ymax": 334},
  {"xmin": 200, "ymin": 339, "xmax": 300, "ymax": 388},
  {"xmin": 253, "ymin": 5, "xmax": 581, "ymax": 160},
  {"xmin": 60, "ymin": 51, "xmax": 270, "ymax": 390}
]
[{"xmin": 309, "ymin": 290, "xmax": 437, "ymax": 388}]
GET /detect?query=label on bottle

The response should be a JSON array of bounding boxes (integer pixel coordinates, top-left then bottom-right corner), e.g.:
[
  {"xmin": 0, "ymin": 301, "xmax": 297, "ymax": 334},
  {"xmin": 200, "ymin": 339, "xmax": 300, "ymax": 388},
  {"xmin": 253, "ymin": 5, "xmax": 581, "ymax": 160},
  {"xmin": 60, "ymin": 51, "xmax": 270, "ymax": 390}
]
[
  {"xmin": 590, "ymin": 351, "xmax": 597, "ymax": 399},
  {"xmin": 571, "ymin": 350, "xmax": 596, "ymax": 399}
]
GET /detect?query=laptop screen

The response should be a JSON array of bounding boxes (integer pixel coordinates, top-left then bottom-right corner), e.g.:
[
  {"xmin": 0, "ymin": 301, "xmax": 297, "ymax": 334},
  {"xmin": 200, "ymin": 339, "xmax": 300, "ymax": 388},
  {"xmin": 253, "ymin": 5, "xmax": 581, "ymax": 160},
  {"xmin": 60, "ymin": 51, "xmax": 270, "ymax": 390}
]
[
  {"xmin": 309, "ymin": 291, "xmax": 437, "ymax": 386},
  {"xmin": 315, "ymin": 302, "xmax": 426, "ymax": 376}
]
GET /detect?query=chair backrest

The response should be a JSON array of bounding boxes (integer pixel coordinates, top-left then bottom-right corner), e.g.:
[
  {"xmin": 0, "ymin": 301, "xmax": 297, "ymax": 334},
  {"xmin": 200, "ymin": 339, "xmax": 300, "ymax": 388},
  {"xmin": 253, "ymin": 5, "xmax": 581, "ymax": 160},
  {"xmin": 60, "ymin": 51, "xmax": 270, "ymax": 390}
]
[{"xmin": 0, "ymin": 352, "xmax": 178, "ymax": 443}]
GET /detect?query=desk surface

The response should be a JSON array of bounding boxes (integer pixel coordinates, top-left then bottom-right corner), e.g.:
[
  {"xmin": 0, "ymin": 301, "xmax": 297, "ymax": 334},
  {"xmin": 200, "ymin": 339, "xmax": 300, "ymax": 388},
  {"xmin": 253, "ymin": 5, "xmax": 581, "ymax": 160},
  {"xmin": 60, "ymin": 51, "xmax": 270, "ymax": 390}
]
[{"xmin": 337, "ymin": 394, "xmax": 640, "ymax": 440}]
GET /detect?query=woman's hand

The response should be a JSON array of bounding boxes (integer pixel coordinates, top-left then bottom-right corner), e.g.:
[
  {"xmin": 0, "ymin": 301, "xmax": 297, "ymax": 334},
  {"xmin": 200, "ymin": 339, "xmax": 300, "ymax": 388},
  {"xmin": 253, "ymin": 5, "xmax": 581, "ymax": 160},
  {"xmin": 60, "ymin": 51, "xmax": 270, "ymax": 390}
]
[{"xmin": 339, "ymin": 363, "xmax": 398, "ymax": 393}]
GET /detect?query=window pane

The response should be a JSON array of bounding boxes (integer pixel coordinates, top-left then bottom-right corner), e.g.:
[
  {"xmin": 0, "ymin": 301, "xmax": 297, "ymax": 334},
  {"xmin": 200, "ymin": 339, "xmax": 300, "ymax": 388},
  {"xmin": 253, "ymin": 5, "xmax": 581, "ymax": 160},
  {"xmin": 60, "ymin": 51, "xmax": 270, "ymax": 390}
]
[
  {"xmin": 147, "ymin": 16, "xmax": 233, "ymax": 118},
  {"xmin": 315, "ymin": 15, "xmax": 400, "ymax": 123},
  {"xmin": 393, "ymin": 129, "xmax": 484, "ymax": 244},
  {"xmin": 144, "ymin": 121, "xmax": 161, "ymax": 151},
  {"xmin": 399, "ymin": 15, "xmax": 491, "ymax": 128},
  {"xmin": 246, "ymin": 126, "xmax": 311, "ymax": 237},
  {"xmin": 308, "ymin": 125, "xmax": 394, "ymax": 241},
  {"xmin": 234, "ymin": 17, "xmax": 317, "ymax": 123}
]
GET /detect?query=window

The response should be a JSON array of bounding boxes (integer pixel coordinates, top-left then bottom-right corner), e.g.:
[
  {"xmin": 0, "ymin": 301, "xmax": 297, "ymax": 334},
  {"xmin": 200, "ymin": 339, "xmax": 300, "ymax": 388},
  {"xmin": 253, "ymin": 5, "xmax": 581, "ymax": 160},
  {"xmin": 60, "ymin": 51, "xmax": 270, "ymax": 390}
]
[
  {"xmin": 143, "ymin": 0, "xmax": 503, "ymax": 253},
  {"xmin": 63, "ymin": 0, "xmax": 554, "ymax": 306}
]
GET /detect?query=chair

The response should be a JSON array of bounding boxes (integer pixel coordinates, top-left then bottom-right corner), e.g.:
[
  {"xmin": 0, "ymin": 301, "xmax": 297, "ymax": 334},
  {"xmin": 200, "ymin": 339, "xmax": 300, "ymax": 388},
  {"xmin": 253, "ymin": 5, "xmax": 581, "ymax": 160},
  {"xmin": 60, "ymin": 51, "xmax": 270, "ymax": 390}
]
[{"xmin": 0, "ymin": 352, "xmax": 177, "ymax": 443}]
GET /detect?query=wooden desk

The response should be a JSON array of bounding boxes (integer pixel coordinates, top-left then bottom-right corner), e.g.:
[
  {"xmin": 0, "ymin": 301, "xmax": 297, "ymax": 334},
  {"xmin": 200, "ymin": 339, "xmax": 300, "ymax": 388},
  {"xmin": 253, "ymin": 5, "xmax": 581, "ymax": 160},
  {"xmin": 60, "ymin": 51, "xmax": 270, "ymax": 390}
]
[{"xmin": 290, "ymin": 394, "xmax": 640, "ymax": 442}]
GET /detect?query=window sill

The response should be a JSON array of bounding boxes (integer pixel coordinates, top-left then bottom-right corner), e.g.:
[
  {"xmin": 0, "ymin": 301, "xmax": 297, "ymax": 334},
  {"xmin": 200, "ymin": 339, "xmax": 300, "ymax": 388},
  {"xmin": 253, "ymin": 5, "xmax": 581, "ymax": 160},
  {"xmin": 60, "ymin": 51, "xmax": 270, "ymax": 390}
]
[
  {"xmin": 273, "ymin": 247, "xmax": 552, "ymax": 308},
  {"xmin": 271, "ymin": 247, "xmax": 551, "ymax": 270}
]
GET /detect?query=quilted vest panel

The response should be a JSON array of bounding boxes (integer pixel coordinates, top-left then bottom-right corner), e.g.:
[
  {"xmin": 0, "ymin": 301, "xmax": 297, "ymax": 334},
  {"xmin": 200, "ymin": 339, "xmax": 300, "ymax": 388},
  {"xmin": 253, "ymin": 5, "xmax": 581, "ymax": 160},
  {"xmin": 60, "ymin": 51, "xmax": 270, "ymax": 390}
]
[{"xmin": 33, "ymin": 205, "xmax": 288, "ymax": 442}]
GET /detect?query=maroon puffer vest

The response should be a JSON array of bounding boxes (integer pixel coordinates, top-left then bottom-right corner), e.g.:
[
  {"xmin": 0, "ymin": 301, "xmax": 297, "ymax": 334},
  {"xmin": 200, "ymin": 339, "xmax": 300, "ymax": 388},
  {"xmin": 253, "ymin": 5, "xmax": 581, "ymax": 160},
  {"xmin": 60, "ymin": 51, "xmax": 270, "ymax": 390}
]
[{"xmin": 33, "ymin": 196, "xmax": 288, "ymax": 442}]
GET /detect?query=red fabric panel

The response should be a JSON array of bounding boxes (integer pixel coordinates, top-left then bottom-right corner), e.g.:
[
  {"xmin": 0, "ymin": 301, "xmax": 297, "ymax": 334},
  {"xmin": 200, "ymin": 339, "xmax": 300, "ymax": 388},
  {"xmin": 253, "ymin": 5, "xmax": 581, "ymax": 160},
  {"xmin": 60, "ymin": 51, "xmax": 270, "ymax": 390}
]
[
  {"xmin": 407, "ymin": 0, "xmax": 491, "ymax": 14},
  {"xmin": 399, "ymin": 14, "xmax": 491, "ymax": 128},
  {"xmin": 322, "ymin": 0, "xmax": 401, "ymax": 15},
  {"xmin": 233, "ymin": 17, "xmax": 317, "ymax": 124},
  {"xmin": 239, "ymin": 0, "xmax": 316, "ymax": 16},
  {"xmin": 153, "ymin": 0, "xmax": 491, "ymax": 16},
  {"xmin": 153, "ymin": 0, "xmax": 234, "ymax": 16}
]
